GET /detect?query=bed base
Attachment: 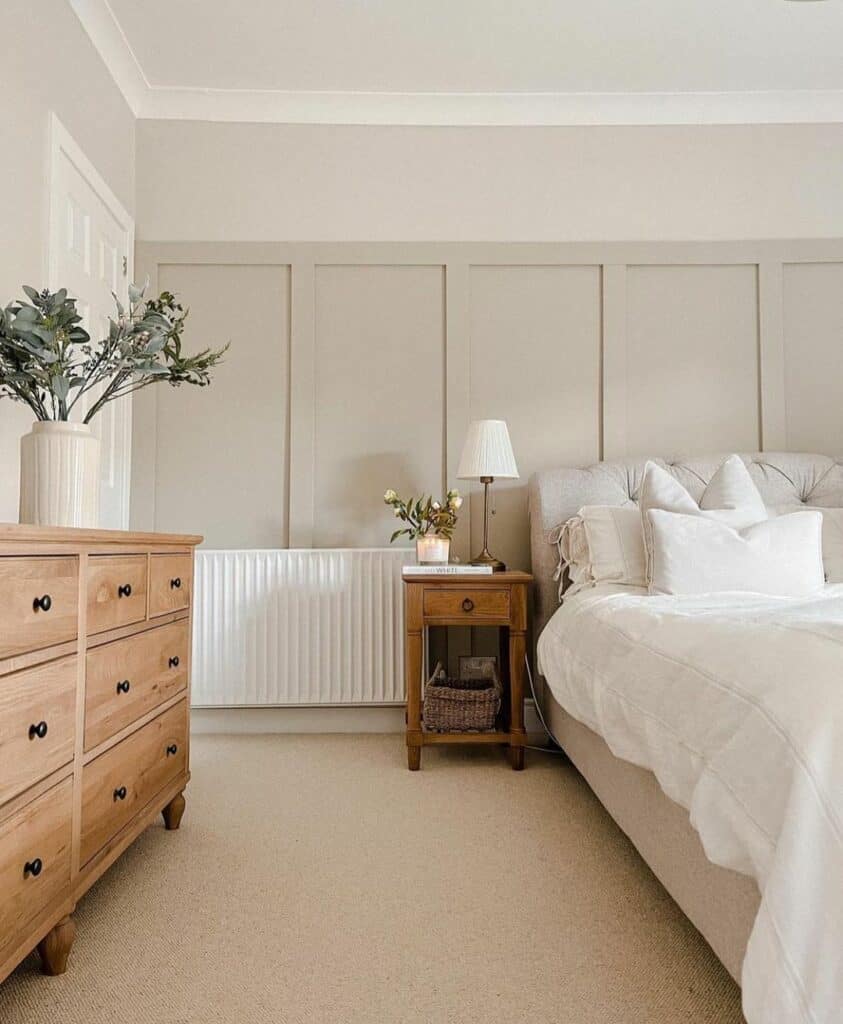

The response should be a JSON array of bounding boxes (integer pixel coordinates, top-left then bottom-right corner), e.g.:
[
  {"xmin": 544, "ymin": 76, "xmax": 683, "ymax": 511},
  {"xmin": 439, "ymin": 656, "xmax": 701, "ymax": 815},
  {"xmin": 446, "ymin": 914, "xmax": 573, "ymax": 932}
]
[{"xmin": 545, "ymin": 694, "xmax": 760, "ymax": 984}]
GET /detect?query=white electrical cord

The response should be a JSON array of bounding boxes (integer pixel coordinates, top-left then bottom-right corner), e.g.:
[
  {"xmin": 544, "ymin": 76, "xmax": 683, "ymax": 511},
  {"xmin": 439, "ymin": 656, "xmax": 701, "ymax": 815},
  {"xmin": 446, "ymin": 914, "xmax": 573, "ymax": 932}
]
[{"xmin": 523, "ymin": 652, "xmax": 566, "ymax": 755}]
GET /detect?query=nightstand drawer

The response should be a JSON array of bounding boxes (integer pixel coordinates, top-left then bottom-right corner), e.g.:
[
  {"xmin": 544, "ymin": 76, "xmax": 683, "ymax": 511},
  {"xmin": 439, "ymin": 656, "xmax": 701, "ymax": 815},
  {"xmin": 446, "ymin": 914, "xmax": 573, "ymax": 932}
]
[{"xmin": 423, "ymin": 588, "xmax": 510, "ymax": 621}]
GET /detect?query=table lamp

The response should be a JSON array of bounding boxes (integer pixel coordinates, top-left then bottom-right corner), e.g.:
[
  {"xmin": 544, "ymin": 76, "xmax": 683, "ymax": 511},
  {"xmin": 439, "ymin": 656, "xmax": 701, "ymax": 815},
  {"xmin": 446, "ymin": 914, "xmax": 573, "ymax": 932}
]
[{"xmin": 457, "ymin": 419, "xmax": 519, "ymax": 571}]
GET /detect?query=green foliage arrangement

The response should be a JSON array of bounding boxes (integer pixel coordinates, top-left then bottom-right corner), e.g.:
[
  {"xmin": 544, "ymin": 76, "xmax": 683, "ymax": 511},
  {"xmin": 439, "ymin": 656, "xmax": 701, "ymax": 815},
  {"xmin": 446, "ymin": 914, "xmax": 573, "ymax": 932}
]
[
  {"xmin": 0, "ymin": 282, "xmax": 228, "ymax": 422},
  {"xmin": 383, "ymin": 488, "xmax": 463, "ymax": 542}
]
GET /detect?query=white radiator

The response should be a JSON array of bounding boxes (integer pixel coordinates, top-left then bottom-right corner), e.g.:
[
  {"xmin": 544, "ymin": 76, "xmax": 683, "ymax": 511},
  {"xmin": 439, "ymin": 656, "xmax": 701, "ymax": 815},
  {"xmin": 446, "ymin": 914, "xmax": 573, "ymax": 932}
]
[{"xmin": 191, "ymin": 549, "xmax": 415, "ymax": 706}]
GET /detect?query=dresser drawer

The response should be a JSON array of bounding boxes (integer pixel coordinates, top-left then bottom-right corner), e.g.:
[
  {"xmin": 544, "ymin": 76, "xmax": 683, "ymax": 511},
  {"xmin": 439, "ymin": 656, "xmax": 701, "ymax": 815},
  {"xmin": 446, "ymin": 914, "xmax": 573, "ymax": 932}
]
[
  {"xmin": 87, "ymin": 555, "xmax": 148, "ymax": 635},
  {"xmin": 0, "ymin": 657, "xmax": 76, "ymax": 806},
  {"xmin": 80, "ymin": 700, "xmax": 187, "ymax": 866},
  {"xmin": 149, "ymin": 553, "xmax": 192, "ymax": 618},
  {"xmin": 0, "ymin": 557, "xmax": 78, "ymax": 661},
  {"xmin": 422, "ymin": 587, "xmax": 511, "ymax": 621},
  {"xmin": 0, "ymin": 779, "xmax": 72, "ymax": 957},
  {"xmin": 85, "ymin": 621, "xmax": 189, "ymax": 752}
]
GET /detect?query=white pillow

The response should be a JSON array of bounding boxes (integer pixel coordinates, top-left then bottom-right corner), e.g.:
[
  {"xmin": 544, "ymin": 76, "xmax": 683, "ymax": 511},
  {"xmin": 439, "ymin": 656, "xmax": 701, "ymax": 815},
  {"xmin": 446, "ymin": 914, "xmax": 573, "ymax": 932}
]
[
  {"xmin": 647, "ymin": 509, "xmax": 824, "ymax": 597},
  {"xmin": 554, "ymin": 505, "xmax": 645, "ymax": 595},
  {"xmin": 771, "ymin": 505, "xmax": 843, "ymax": 584},
  {"xmin": 640, "ymin": 456, "xmax": 768, "ymax": 582}
]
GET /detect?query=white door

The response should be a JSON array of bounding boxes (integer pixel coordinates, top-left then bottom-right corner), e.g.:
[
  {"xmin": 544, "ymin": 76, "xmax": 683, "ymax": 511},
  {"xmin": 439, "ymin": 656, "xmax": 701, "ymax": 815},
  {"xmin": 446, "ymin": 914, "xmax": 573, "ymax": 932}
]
[{"xmin": 48, "ymin": 115, "xmax": 134, "ymax": 530}]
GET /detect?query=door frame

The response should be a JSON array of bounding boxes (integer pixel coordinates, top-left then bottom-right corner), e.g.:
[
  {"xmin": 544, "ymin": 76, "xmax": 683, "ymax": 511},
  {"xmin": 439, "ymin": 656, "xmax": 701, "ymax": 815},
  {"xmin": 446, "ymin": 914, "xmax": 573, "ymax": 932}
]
[{"xmin": 47, "ymin": 113, "xmax": 135, "ymax": 528}]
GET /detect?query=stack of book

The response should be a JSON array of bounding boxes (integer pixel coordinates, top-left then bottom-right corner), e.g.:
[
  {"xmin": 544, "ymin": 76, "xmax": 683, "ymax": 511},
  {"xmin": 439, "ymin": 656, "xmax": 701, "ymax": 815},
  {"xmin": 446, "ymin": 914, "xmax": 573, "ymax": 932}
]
[{"xmin": 401, "ymin": 564, "xmax": 494, "ymax": 576}]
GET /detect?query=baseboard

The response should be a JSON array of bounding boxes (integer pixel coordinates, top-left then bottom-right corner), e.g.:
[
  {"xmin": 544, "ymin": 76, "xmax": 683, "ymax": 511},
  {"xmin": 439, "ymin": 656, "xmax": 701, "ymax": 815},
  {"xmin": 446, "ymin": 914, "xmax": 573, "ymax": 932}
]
[{"xmin": 192, "ymin": 700, "xmax": 544, "ymax": 737}]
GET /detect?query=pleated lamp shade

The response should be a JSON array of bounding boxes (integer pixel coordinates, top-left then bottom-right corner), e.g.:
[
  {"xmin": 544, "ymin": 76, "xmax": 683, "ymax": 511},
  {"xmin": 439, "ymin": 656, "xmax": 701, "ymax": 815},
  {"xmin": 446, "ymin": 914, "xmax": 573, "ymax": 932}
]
[{"xmin": 457, "ymin": 420, "xmax": 519, "ymax": 480}]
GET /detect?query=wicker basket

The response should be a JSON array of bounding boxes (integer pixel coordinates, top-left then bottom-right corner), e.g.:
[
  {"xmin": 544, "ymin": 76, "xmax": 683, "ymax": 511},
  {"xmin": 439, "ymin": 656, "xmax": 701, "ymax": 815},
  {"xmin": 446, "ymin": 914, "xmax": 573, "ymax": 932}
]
[{"xmin": 423, "ymin": 661, "xmax": 502, "ymax": 732}]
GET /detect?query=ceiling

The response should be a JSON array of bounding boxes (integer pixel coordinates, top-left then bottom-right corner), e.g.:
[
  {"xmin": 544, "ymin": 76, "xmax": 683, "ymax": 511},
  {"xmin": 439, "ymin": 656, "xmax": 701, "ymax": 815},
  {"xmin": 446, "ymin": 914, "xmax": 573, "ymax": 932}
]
[{"xmin": 71, "ymin": 0, "xmax": 843, "ymax": 124}]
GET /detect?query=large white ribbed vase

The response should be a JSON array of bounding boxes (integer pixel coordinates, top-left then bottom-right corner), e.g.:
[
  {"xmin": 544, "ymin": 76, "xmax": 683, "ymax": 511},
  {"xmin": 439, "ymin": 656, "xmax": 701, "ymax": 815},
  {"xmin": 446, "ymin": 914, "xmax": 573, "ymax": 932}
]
[{"xmin": 19, "ymin": 422, "xmax": 100, "ymax": 528}]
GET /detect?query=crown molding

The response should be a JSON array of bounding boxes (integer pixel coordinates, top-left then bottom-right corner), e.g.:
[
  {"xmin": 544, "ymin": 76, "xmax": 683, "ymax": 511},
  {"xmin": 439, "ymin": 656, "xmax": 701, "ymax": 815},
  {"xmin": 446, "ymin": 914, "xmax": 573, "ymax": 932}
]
[
  {"xmin": 138, "ymin": 87, "xmax": 843, "ymax": 126},
  {"xmin": 69, "ymin": 0, "xmax": 147, "ymax": 115},
  {"xmin": 71, "ymin": 1, "xmax": 843, "ymax": 126}
]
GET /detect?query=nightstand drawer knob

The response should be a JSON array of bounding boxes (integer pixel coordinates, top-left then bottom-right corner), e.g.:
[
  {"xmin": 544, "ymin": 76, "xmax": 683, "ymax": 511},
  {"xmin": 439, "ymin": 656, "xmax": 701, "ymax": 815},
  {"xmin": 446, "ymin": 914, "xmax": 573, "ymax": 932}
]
[
  {"xmin": 113, "ymin": 787, "xmax": 127, "ymax": 802},
  {"xmin": 28, "ymin": 721, "xmax": 48, "ymax": 740},
  {"xmin": 116, "ymin": 679, "xmax": 131, "ymax": 694},
  {"xmin": 118, "ymin": 583, "xmax": 132, "ymax": 598},
  {"xmin": 461, "ymin": 598, "xmax": 474, "ymax": 612}
]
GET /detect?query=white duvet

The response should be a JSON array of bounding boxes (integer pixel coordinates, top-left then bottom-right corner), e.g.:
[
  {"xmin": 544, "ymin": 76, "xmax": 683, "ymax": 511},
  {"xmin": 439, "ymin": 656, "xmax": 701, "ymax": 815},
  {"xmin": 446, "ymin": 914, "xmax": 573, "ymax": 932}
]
[{"xmin": 537, "ymin": 584, "xmax": 843, "ymax": 1024}]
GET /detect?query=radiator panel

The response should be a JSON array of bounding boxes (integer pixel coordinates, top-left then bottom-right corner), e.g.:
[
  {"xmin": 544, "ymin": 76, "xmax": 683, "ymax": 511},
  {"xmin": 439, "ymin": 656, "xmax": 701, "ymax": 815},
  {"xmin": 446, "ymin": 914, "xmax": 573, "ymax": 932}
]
[{"xmin": 192, "ymin": 549, "xmax": 415, "ymax": 706}]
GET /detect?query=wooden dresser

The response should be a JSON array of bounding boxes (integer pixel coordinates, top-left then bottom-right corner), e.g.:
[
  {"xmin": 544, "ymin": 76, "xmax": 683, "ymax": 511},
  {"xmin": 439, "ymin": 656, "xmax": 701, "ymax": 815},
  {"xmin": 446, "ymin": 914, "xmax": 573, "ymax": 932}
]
[{"xmin": 0, "ymin": 524, "xmax": 201, "ymax": 983}]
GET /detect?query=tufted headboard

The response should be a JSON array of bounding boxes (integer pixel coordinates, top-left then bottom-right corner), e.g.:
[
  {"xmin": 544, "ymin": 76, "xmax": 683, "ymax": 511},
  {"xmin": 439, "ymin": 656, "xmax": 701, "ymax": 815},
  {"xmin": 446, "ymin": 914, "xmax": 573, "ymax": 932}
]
[{"xmin": 528, "ymin": 452, "xmax": 843, "ymax": 643}]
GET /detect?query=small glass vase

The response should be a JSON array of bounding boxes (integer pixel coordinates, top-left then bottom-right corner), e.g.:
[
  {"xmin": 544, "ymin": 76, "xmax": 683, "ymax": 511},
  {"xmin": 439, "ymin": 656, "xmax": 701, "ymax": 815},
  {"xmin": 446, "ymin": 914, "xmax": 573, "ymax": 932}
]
[{"xmin": 416, "ymin": 534, "xmax": 450, "ymax": 566}]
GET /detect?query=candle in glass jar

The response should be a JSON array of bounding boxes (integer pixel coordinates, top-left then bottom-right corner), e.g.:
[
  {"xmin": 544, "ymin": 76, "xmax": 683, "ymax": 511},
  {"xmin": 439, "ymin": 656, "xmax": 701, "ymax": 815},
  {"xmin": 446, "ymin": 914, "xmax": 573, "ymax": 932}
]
[{"xmin": 416, "ymin": 534, "xmax": 450, "ymax": 565}]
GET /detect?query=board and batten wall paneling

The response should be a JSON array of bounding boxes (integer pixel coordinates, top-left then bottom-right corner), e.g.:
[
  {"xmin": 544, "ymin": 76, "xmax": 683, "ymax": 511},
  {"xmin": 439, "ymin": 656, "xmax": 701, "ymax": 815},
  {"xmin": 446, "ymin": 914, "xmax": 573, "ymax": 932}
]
[
  {"xmin": 135, "ymin": 262, "xmax": 291, "ymax": 548},
  {"xmin": 312, "ymin": 265, "xmax": 446, "ymax": 548},
  {"xmin": 619, "ymin": 264, "xmax": 761, "ymax": 456},
  {"xmin": 782, "ymin": 263, "xmax": 843, "ymax": 454},
  {"xmin": 467, "ymin": 265, "xmax": 602, "ymax": 572},
  {"xmin": 130, "ymin": 241, "xmax": 843, "ymax": 561}
]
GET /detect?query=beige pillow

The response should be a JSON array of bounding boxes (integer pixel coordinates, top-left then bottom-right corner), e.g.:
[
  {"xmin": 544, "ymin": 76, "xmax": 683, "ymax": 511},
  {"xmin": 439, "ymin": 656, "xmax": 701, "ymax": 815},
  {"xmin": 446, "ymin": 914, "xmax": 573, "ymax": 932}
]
[
  {"xmin": 554, "ymin": 504, "xmax": 646, "ymax": 596},
  {"xmin": 640, "ymin": 456, "xmax": 768, "ymax": 583}
]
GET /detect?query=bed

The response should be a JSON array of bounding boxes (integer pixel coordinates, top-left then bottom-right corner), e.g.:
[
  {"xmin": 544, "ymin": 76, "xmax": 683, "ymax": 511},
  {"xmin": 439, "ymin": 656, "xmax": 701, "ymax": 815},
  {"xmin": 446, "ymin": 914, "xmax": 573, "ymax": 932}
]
[{"xmin": 528, "ymin": 453, "xmax": 843, "ymax": 1024}]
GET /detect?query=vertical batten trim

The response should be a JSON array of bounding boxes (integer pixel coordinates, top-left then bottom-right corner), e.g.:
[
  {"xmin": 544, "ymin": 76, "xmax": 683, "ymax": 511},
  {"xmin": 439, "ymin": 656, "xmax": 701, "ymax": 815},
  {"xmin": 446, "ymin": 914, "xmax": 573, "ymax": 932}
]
[
  {"xmin": 445, "ymin": 263, "xmax": 471, "ymax": 562},
  {"xmin": 758, "ymin": 262, "xmax": 787, "ymax": 451},
  {"xmin": 601, "ymin": 264, "xmax": 628, "ymax": 460},
  {"xmin": 289, "ymin": 261, "xmax": 317, "ymax": 546}
]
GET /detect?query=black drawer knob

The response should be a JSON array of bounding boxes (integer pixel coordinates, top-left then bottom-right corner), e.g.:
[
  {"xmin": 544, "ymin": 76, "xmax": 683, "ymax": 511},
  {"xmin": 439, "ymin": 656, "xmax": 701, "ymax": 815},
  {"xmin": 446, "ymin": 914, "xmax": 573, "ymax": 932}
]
[
  {"xmin": 113, "ymin": 786, "xmax": 127, "ymax": 802},
  {"xmin": 118, "ymin": 583, "xmax": 132, "ymax": 598},
  {"xmin": 168, "ymin": 656, "xmax": 180, "ymax": 669},
  {"xmin": 28, "ymin": 721, "xmax": 48, "ymax": 740},
  {"xmin": 32, "ymin": 594, "xmax": 52, "ymax": 613},
  {"xmin": 24, "ymin": 858, "xmax": 43, "ymax": 878},
  {"xmin": 462, "ymin": 598, "xmax": 475, "ymax": 612},
  {"xmin": 166, "ymin": 744, "xmax": 178, "ymax": 757},
  {"xmin": 116, "ymin": 679, "xmax": 131, "ymax": 694},
  {"xmin": 170, "ymin": 577, "xmax": 182, "ymax": 589}
]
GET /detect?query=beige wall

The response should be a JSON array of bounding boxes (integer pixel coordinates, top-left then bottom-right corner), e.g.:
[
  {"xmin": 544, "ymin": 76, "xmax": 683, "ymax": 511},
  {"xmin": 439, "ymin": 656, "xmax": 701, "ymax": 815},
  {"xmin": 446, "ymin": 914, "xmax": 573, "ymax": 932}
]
[
  {"xmin": 132, "ymin": 241, "xmax": 843, "ymax": 568},
  {"xmin": 136, "ymin": 121, "xmax": 843, "ymax": 243},
  {"xmin": 0, "ymin": 0, "xmax": 135, "ymax": 523}
]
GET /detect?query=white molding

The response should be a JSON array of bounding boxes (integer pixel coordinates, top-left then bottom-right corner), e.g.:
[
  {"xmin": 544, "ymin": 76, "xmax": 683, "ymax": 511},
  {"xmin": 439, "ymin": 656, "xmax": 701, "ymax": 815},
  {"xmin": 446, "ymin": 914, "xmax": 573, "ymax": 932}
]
[
  {"xmin": 68, "ymin": 0, "xmax": 148, "ymax": 116},
  {"xmin": 137, "ymin": 87, "xmax": 843, "ymax": 127},
  {"xmin": 65, "ymin": 3, "xmax": 843, "ymax": 127}
]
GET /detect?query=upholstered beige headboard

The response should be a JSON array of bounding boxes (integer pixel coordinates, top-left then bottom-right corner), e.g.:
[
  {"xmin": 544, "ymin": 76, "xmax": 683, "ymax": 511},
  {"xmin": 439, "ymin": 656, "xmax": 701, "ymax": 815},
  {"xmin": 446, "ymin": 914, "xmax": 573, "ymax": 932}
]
[{"xmin": 528, "ymin": 452, "xmax": 843, "ymax": 643}]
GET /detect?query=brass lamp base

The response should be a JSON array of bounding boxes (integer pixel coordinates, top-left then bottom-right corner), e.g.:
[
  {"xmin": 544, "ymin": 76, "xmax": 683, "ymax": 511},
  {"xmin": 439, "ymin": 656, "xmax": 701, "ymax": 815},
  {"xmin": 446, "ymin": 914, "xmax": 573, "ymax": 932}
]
[{"xmin": 469, "ymin": 548, "xmax": 507, "ymax": 572}]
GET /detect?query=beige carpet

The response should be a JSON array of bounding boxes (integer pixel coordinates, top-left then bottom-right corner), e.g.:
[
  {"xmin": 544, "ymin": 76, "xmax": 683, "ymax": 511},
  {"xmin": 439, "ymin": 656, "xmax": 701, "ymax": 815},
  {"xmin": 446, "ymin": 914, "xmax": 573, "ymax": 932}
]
[{"xmin": 1, "ymin": 735, "xmax": 744, "ymax": 1024}]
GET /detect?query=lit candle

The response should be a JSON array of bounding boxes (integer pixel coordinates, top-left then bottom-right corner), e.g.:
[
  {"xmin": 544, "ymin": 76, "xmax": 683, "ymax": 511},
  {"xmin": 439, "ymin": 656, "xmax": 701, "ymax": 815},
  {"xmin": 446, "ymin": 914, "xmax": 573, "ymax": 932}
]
[{"xmin": 416, "ymin": 534, "xmax": 450, "ymax": 565}]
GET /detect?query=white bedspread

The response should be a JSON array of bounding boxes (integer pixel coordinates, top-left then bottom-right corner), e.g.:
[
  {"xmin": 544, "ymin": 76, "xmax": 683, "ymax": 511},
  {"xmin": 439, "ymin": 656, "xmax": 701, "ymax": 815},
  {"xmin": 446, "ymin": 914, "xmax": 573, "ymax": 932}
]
[{"xmin": 537, "ymin": 585, "xmax": 843, "ymax": 1024}]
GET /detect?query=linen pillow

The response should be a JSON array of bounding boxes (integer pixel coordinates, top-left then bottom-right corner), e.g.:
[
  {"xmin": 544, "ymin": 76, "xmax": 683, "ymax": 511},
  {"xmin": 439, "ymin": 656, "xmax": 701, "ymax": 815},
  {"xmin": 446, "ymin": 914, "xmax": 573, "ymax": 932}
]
[
  {"xmin": 554, "ymin": 505, "xmax": 646, "ymax": 596},
  {"xmin": 647, "ymin": 509, "xmax": 824, "ymax": 597},
  {"xmin": 771, "ymin": 505, "xmax": 843, "ymax": 584},
  {"xmin": 640, "ymin": 456, "xmax": 768, "ymax": 582}
]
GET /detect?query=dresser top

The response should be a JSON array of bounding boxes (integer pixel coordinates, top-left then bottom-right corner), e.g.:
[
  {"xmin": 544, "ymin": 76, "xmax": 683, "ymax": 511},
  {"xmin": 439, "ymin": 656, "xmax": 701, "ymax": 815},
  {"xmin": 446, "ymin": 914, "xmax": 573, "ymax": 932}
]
[{"xmin": 0, "ymin": 523, "xmax": 203, "ymax": 547}]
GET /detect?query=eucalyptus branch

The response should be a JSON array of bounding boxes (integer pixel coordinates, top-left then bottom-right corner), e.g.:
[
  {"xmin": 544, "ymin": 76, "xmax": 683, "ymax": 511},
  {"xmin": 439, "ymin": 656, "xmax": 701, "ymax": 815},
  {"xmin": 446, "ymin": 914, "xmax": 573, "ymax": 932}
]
[{"xmin": 0, "ymin": 284, "xmax": 228, "ymax": 424}]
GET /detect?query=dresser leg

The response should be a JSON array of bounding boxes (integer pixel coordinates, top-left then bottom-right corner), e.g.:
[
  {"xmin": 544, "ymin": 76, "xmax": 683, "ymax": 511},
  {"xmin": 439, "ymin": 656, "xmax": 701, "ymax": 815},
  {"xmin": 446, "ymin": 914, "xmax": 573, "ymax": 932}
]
[
  {"xmin": 162, "ymin": 791, "xmax": 186, "ymax": 830},
  {"xmin": 38, "ymin": 915, "xmax": 76, "ymax": 976}
]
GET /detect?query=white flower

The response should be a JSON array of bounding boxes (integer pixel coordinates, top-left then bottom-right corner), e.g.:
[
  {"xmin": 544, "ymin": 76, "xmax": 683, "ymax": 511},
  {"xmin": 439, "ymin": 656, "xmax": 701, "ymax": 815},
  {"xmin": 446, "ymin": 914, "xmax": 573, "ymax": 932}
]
[
  {"xmin": 393, "ymin": 507, "xmax": 402, "ymax": 517},
  {"xmin": 432, "ymin": 501, "xmax": 440, "ymax": 510},
  {"xmin": 383, "ymin": 489, "xmax": 397, "ymax": 503},
  {"xmin": 451, "ymin": 495, "xmax": 463, "ymax": 509}
]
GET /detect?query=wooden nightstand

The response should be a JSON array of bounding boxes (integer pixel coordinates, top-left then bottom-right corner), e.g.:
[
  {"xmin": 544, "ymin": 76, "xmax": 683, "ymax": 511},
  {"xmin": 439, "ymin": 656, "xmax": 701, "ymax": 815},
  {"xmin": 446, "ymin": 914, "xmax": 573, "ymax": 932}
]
[{"xmin": 402, "ymin": 571, "xmax": 533, "ymax": 771}]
